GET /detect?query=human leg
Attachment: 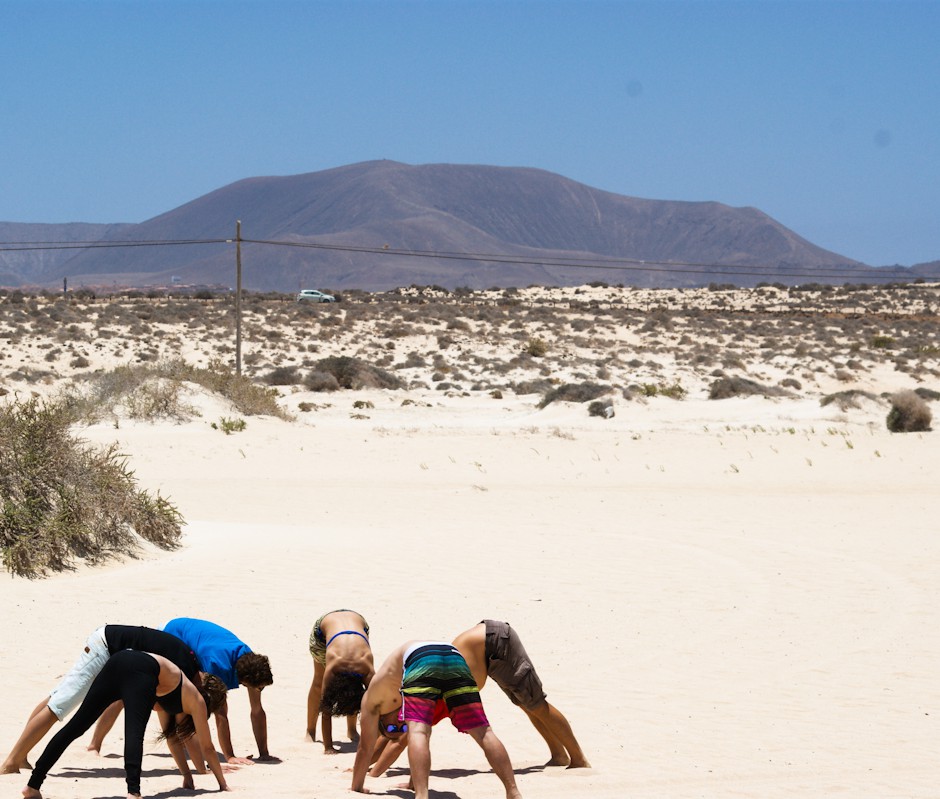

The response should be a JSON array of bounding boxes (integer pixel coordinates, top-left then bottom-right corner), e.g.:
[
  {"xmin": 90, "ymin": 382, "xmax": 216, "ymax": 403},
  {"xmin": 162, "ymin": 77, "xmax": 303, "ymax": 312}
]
[
  {"xmin": 5, "ymin": 628, "xmax": 109, "ymax": 772},
  {"xmin": 405, "ymin": 722, "xmax": 432, "ymax": 799},
  {"xmin": 26, "ymin": 662, "xmax": 124, "ymax": 793},
  {"xmin": 87, "ymin": 700, "xmax": 123, "ymax": 753},
  {"xmin": 115, "ymin": 653, "xmax": 159, "ymax": 796},
  {"xmin": 523, "ymin": 701, "xmax": 590, "ymax": 767},
  {"xmin": 466, "ymin": 725, "xmax": 522, "ymax": 799},
  {"xmin": 2, "ymin": 702, "xmax": 55, "ymax": 773}
]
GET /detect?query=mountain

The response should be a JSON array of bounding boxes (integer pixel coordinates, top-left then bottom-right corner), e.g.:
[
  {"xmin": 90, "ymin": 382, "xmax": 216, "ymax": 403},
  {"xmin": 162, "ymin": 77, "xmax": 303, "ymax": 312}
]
[{"xmin": 0, "ymin": 161, "xmax": 934, "ymax": 291}]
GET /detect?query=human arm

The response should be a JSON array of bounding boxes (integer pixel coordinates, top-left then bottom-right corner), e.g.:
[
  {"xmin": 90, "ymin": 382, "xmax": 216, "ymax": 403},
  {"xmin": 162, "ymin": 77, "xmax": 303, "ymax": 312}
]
[
  {"xmin": 247, "ymin": 686, "xmax": 279, "ymax": 761},
  {"xmin": 158, "ymin": 708, "xmax": 196, "ymax": 790},
  {"xmin": 306, "ymin": 659, "xmax": 324, "ymax": 741},
  {"xmin": 369, "ymin": 735, "xmax": 407, "ymax": 777},
  {"xmin": 184, "ymin": 687, "xmax": 230, "ymax": 791},
  {"xmin": 321, "ymin": 712, "xmax": 337, "ymax": 754},
  {"xmin": 308, "ymin": 659, "xmax": 335, "ymax": 752},
  {"xmin": 350, "ymin": 700, "xmax": 380, "ymax": 793},
  {"xmin": 212, "ymin": 696, "xmax": 252, "ymax": 765}
]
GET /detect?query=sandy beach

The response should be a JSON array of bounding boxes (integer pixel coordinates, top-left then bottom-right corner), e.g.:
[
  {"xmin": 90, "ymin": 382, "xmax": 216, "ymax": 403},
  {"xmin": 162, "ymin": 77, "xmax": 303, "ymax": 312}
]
[{"xmin": 1, "ymin": 286, "xmax": 938, "ymax": 798}]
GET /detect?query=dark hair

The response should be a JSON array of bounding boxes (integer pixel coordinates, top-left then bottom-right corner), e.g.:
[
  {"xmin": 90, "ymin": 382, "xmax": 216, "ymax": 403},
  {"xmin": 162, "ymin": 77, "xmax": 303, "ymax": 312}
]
[
  {"xmin": 202, "ymin": 674, "xmax": 228, "ymax": 715},
  {"xmin": 235, "ymin": 652, "xmax": 273, "ymax": 688},
  {"xmin": 320, "ymin": 671, "xmax": 366, "ymax": 717},
  {"xmin": 159, "ymin": 714, "xmax": 196, "ymax": 743}
]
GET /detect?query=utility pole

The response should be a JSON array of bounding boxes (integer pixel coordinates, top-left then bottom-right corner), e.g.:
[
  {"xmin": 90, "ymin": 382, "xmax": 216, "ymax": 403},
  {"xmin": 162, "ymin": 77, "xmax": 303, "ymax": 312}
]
[{"xmin": 235, "ymin": 220, "xmax": 243, "ymax": 376}]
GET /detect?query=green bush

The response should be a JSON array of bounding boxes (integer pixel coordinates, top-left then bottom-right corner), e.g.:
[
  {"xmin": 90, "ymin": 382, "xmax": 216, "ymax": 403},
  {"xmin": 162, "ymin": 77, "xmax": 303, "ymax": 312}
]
[
  {"xmin": 211, "ymin": 416, "xmax": 247, "ymax": 435},
  {"xmin": 0, "ymin": 398, "xmax": 183, "ymax": 577}
]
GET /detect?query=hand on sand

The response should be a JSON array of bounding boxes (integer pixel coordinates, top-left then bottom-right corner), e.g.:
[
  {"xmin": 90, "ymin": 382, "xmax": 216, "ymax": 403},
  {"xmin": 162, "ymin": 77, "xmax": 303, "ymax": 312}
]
[{"xmin": 225, "ymin": 756, "xmax": 254, "ymax": 766}]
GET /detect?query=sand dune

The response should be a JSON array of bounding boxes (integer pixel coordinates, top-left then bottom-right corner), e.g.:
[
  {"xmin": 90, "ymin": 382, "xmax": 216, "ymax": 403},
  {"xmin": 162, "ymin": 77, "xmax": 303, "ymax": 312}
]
[{"xmin": 1, "ymin": 286, "xmax": 938, "ymax": 798}]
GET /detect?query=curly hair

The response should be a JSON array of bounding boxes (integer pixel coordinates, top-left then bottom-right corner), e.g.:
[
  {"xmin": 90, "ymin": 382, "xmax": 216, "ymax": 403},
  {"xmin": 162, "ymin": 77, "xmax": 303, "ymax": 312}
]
[
  {"xmin": 202, "ymin": 674, "xmax": 228, "ymax": 715},
  {"xmin": 320, "ymin": 671, "xmax": 366, "ymax": 717},
  {"xmin": 235, "ymin": 652, "xmax": 273, "ymax": 688}
]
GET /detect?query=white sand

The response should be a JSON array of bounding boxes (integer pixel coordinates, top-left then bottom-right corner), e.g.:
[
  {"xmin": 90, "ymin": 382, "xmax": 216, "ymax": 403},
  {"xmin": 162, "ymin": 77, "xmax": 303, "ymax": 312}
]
[
  {"xmin": 1, "ymin": 286, "xmax": 938, "ymax": 797},
  {"xmin": 1, "ymin": 383, "xmax": 938, "ymax": 799}
]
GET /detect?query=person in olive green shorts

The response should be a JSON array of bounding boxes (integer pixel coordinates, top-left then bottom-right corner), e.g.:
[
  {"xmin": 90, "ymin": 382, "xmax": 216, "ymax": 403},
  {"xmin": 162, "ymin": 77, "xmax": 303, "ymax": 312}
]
[
  {"xmin": 454, "ymin": 620, "xmax": 590, "ymax": 768},
  {"xmin": 306, "ymin": 609, "xmax": 374, "ymax": 753}
]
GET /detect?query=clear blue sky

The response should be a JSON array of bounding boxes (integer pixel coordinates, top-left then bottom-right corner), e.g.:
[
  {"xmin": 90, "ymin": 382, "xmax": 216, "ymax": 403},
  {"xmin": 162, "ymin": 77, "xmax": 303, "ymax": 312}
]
[{"xmin": 2, "ymin": 0, "xmax": 938, "ymax": 266}]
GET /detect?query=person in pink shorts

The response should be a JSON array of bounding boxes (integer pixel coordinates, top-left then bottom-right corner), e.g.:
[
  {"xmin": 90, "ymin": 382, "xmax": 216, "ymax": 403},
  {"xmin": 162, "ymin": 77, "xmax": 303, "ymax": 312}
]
[{"xmin": 349, "ymin": 640, "xmax": 522, "ymax": 799}]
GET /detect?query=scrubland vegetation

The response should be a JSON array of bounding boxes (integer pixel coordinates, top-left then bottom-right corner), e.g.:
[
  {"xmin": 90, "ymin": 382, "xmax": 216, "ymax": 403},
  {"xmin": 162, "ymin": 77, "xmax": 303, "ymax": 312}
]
[{"xmin": 1, "ymin": 281, "xmax": 936, "ymax": 575}]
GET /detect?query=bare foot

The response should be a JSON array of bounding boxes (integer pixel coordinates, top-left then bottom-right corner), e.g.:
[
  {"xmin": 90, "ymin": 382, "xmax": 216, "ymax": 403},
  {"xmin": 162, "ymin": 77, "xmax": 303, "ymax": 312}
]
[
  {"xmin": 3, "ymin": 759, "xmax": 31, "ymax": 774},
  {"xmin": 566, "ymin": 756, "xmax": 591, "ymax": 769},
  {"xmin": 22, "ymin": 787, "xmax": 41, "ymax": 799},
  {"xmin": 545, "ymin": 754, "xmax": 570, "ymax": 767},
  {"xmin": 394, "ymin": 780, "xmax": 415, "ymax": 791}
]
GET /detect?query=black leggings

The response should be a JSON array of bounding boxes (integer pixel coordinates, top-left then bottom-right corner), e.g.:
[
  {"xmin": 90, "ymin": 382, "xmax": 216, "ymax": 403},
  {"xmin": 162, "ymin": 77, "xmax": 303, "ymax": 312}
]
[{"xmin": 29, "ymin": 649, "xmax": 159, "ymax": 795}]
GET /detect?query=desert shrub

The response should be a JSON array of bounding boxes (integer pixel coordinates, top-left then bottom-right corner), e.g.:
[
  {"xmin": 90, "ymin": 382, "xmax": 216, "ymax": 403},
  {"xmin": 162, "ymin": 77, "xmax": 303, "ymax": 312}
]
[
  {"xmin": 313, "ymin": 356, "xmax": 404, "ymax": 390},
  {"xmin": 819, "ymin": 389, "xmax": 880, "ymax": 411},
  {"xmin": 211, "ymin": 416, "xmax": 247, "ymax": 435},
  {"xmin": 886, "ymin": 390, "xmax": 932, "ymax": 433},
  {"xmin": 525, "ymin": 337, "xmax": 549, "ymax": 357},
  {"xmin": 914, "ymin": 387, "xmax": 940, "ymax": 402},
  {"xmin": 123, "ymin": 379, "xmax": 195, "ymax": 421},
  {"xmin": 588, "ymin": 400, "xmax": 614, "ymax": 418},
  {"xmin": 512, "ymin": 379, "xmax": 554, "ymax": 396},
  {"xmin": 67, "ymin": 359, "xmax": 285, "ymax": 421},
  {"xmin": 709, "ymin": 376, "xmax": 786, "ymax": 400},
  {"xmin": 396, "ymin": 352, "xmax": 426, "ymax": 370},
  {"xmin": 264, "ymin": 365, "xmax": 300, "ymax": 386},
  {"xmin": 0, "ymin": 398, "xmax": 183, "ymax": 578},
  {"xmin": 538, "ymin": 382, "xmax": 610, "ymax": 408},
  {"xmin": 780, "ymin": 377, "xmax": 802, "ymax": 390},
  {"xmin": 304, "ymin": 371, "xmax": 340, "ymax": 393}
]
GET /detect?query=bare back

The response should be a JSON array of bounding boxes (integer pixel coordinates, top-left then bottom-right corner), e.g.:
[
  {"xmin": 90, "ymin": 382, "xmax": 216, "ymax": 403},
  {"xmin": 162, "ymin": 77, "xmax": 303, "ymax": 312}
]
[{"xmin": 452, "ymin": 623, "xmax": 488, "ymax": 690}]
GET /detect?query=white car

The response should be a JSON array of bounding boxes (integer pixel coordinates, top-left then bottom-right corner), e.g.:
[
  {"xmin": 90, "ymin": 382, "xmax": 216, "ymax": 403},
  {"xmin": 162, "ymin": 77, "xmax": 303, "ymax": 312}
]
[{"xmin": 297, "ymin": 289, "xmax": 336, "ymax": 303}]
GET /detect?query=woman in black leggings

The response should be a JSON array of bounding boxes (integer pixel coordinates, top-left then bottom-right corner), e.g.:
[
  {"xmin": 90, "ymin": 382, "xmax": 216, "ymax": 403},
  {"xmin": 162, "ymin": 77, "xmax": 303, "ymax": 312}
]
[{"xmin": 23, "ymin": 649, "xmax": 229, "ymax": 799}]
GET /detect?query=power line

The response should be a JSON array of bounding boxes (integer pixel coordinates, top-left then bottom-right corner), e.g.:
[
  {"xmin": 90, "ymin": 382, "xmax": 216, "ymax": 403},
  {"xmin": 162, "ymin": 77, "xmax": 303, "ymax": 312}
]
[
  {"xmin": 0, "ymin": 238, "xmax": 228, "ymax": 252},
  {"xmin": 0, "ymin": 235, "xmax": 909, "ymax": 282},
  {"xmin": 241, "ymin": 238, "xmax": 897, "ymax": 281}
]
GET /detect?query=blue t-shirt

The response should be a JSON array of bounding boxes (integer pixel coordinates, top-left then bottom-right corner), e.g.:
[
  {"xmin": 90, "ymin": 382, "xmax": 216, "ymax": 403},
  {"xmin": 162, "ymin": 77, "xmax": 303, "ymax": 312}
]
[{"xmin": 163, "ymin": 617, "xmax": 252, "ymax": 690}]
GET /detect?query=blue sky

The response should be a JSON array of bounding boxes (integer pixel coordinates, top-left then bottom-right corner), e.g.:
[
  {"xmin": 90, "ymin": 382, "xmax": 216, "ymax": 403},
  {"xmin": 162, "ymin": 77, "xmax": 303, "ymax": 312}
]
[{"xmin": 2, "ymin": 0, "xmax": 938, "ymax": 266}]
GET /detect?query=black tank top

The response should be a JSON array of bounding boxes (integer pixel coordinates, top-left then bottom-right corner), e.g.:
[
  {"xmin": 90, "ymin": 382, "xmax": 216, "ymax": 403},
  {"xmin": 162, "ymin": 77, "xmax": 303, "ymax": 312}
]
[{"xmin": 156, "ymin": 677, "xmax": 184, "ymax": 715}]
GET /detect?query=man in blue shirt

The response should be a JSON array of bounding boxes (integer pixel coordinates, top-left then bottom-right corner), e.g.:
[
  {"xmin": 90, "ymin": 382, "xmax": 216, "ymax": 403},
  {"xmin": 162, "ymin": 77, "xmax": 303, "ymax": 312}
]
[{"xmin": 162, "ymin": 618, "xmax": 275, "ymax": 765}]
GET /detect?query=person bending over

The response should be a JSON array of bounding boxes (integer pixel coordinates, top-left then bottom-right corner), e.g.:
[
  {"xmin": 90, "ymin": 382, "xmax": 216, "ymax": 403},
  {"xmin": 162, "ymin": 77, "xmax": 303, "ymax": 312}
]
[
  {"xmin": 306, "ymin": 609, "xmax": 374, "ymax": 753},
  {"xmin": 93, "ymin": 617, "xmax": 274, "ymax": 765},
  {"xmin": 350, "ymin": 640, "xmax": 522, "ymax": 799},
  {"xmin": 22, "ymin": 650, "xmax": 228, "ymax": 799},
  {"xmin": 2, "ymin": 624, "xmax": 209, "ymax": 774},
  {"xmin": 453, "ymin": 620, "xmax": 590, "ymax": 768}
]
